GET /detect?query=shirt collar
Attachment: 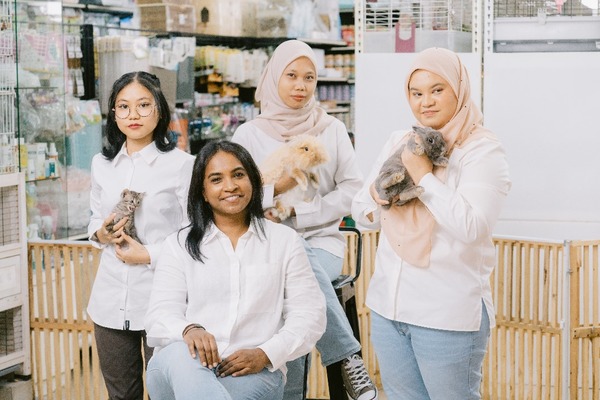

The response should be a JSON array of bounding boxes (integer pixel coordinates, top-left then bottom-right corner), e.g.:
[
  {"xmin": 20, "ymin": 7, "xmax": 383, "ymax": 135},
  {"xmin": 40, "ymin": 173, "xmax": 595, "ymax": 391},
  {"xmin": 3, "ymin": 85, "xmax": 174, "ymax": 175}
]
[
  {"xmin": 113, "ymin": 142, "xmax": 160, "ymax": 166},
  {"xmin": 203, "ymin": 219, "xmax": 260, "ymax": 243}
]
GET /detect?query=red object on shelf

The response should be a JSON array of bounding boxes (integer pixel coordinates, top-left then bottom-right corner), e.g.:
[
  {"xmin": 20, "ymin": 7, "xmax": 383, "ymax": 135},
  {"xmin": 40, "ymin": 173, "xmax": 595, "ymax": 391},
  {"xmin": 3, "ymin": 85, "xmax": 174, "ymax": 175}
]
[{"xmin": 395, "ymin": 19, "xmax": 415, "ymax": 53}]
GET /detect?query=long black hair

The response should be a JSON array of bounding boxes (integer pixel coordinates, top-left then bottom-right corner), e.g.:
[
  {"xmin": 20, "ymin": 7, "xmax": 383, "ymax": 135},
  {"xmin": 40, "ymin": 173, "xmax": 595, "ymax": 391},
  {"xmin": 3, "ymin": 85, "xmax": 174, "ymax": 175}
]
[
  {"xmin": 185, "ymin": 140, "xmax": 265, "ymax": 261},
  {"xmin": 102, "ymin": 71, "xmax": 175, "ymax": 160}
]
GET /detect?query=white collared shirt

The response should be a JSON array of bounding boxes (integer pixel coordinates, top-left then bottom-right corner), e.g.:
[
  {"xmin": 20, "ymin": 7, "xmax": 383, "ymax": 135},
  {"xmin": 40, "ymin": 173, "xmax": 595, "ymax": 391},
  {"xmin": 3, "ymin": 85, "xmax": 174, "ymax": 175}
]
[
  {"xmin": 352, "ymin": 130, "xmax": 511, "ymax": 331},
  {"xmin": 144, "ymin": 221, "xmax": 326, "ymax": 373},
  {"xmin": 232, "ymin": 118, "xmax": 363, "ymax": 258},
  {"xmin": 87, "ymin": 143, "xmax": 195, "ymax": 331}
]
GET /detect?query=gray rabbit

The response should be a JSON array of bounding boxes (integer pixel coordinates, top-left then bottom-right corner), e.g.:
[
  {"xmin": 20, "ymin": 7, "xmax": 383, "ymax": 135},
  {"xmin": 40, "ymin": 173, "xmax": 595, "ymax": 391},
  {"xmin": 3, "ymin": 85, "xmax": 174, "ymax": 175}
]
[{"xmin": 374, "ymin": 126, "xmax": 449, "ymax": 208}]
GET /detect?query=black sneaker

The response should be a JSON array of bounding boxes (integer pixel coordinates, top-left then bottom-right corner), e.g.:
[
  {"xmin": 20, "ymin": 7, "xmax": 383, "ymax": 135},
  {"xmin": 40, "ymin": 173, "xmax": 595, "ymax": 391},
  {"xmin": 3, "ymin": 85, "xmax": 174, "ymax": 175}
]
[{"xmin": 341, "ymin": 354, "xmax": 379, "ymax": 400}]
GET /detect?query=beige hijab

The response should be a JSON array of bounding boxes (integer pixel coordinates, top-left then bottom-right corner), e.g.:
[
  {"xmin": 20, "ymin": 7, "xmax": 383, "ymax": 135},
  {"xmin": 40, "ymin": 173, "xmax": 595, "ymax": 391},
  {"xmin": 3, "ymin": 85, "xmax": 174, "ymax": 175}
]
[
  {"xmin": 381, "ymin": 47, "xmax": 494, "ymax": 267},
  {"xmin": 250, "ymin": 40, "xmax": 335, "ymax": 142}
]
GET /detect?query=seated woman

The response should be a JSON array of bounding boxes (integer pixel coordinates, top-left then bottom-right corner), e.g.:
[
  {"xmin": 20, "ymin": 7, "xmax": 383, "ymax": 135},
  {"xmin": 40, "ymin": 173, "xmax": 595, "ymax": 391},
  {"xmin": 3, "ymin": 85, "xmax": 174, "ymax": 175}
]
[{"xmin": 144, "ymin": 140, "xmax": 326, "ymax": 400}]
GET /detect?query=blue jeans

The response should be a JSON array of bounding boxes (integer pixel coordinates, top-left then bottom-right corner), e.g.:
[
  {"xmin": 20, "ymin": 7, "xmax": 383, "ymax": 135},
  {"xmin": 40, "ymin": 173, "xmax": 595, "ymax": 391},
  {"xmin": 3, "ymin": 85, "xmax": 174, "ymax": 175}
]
[
  {"xmin": 283, "ymin": 241, "xmax": 362, "ymax": 399},
  {"xmin": 370, "ymin": 305, "xmax": 490, "ymax": 400},
  {"xmin": 146, "ymin": 341, "xmax": 284, "ymax": 400}
]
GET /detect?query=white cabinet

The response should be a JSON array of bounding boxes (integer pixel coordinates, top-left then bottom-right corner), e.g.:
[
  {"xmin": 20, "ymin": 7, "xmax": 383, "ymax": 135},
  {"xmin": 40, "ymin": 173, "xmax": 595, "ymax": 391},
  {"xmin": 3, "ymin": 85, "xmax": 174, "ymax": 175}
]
[{"xmin": 0, "ymin": 173, "xmax": 30, "ymax": 377}]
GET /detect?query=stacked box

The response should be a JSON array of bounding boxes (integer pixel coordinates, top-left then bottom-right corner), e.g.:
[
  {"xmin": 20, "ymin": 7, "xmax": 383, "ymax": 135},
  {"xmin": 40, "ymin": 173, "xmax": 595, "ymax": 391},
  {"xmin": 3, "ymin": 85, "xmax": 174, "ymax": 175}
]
[
  {"xmin": 138, "ymin": 4, "xmax": 196, "ymax": 33},
  {"xmin": 137, "ymin": 0, "xmax": 191, "ymax": 4},
  {"xmin": 192, "ymin": 0, "xmax": 257, "ymax": 37}
]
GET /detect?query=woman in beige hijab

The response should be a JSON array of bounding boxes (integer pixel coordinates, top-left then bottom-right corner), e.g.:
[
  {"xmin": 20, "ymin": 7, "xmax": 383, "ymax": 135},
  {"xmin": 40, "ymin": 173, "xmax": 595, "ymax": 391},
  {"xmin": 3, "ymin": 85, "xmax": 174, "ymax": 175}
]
[
  {"xmin": 232, "ymin": 40, "xmax": 378, "ymax": 400},
  {"xmin": 352, "ymin": 47, "xmax": 511, "ymax": 399}
]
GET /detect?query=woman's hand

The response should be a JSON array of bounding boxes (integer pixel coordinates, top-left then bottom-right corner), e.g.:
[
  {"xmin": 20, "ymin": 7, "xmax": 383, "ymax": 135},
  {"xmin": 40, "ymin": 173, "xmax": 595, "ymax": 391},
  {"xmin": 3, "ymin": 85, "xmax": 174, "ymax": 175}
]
[
  {"xmin": 93, "ymin": 214, "xmax": 127, "ymax": 245},
  {"xmin": 115, "ymin": 233, "xmax": 150, "ymax": 264},
  {"xmin": 369, "ymin": 183, "xmax": 390, "ymax": 206},
  {"xmin": 402, "ymin": 134, "xmax": 433, "ymax": 184},
  {"xmin": 264, "ymin": 207, "xmax": 295, "ymax": 223},
  {"xmin": 216, "ymin": 349, "xmax": 270, "ymax": 377},
  {"xmin": 273, "ymin": 171, "xmax": 297, "ymax": 196},
  {"xmin": 183, "ymin": 327, "xmax": 221, "ymax": 368},
  {"xmin": 264, "ymin": 208, "xmax": 282, "ymax": 223}
]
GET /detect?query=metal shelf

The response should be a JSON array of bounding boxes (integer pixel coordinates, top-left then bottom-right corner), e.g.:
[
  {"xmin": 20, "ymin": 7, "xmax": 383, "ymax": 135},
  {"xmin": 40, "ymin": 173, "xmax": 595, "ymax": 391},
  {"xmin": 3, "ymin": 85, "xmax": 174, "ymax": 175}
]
[{"xmin": 63, "ymin": 3, "xmax": 134, "ymax": 18}]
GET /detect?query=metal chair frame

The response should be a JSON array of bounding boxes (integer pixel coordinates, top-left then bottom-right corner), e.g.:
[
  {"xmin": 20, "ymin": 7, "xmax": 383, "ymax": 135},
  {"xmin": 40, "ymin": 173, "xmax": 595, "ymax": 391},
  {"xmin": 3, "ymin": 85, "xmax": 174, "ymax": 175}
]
[{"xmin": 304, "ymin": 226, "xmax": 363, "ymax": 400}]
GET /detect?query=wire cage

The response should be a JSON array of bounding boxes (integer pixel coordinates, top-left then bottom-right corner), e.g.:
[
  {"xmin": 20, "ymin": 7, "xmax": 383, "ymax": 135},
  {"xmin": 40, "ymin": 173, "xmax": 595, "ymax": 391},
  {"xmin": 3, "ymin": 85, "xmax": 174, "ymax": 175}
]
[
  {"xmin": 0, "ymin": 307, "xmax": 24, "ymax": 359},
  {"xmin": 364, "ymin": 0, "xmax": 473, "ymax": 32},
  {"xmin": 494, "ymin": 0, "xmax": 599, "ymax": 17},
  {"xmin": 0, "ymin": 183, "xmax": 20, "ymax": 246},
  {"xmin": 359, "ymin": 0, "xmax": 475, "ymax": 52},
  {"xmin": 0, "ymin": 0, "xmax": 16, "ymax": 176}
]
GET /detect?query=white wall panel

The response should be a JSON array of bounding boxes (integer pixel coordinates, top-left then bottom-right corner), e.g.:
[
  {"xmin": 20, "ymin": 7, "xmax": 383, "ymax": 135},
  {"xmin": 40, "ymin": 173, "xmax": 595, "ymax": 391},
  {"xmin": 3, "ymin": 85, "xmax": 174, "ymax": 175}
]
[
  {"xmin": 484, "ymin": 52, "xmax": 600, "ymax": 240},
  {"xmin": 354, "ymin": 52, "xmax": 481, "ymax": 179},
  {"xmin": 354, "ymin": 51, "xmax": 600, "ymax": 240}
]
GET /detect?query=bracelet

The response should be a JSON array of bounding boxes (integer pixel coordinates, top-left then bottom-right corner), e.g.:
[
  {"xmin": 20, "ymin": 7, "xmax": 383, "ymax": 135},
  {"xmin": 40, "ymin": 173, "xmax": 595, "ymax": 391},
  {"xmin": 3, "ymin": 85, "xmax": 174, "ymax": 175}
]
[{"xmin": 182, "ymin": 323, "xmax": 205, "ymax": 338}]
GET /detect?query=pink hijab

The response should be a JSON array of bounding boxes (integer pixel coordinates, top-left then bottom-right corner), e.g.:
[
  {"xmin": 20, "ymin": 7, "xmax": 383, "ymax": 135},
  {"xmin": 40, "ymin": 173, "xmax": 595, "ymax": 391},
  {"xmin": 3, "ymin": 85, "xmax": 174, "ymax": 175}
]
[
  {"xmin": 250, "ymin": 40, "xmax": 335, "ymax": 142},
  {"xmin": 380, "ymin": 47, "xmax": 494, "ymax": 267}
]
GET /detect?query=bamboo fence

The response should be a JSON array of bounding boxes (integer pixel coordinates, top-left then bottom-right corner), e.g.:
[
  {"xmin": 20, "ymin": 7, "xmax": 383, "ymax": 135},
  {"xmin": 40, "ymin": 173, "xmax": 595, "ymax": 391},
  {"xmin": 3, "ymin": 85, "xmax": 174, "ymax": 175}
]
[{"xmin": 27, "ymin": 235, "xmax": 600, "ymax": 399}]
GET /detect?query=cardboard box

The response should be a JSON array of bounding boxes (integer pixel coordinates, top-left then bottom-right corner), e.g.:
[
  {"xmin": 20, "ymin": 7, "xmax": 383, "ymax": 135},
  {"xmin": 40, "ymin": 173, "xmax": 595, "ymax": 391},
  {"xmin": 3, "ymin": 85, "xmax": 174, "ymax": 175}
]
[
  {"xmin": 150, "ymin": 56, "xmax": 195, "ymax": 109},
  {"xmin": 193, "ymin": 0, "xmax": 257, "ymax": 37},
  {"xmin": 137, "ymin": 0, "xmax": 191, "ymax": 4},
  {"xmin": 139, "ymin": 4, "xmax": 196, "ymax": 33}
]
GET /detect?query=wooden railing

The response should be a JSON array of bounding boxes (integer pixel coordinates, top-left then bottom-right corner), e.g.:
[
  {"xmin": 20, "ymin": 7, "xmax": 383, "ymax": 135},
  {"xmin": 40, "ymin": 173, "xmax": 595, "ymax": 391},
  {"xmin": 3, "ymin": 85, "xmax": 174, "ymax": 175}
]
[
  {"xmin": 28, "ymin": 240, "xmax": 107, "ymax": 400},
  {"xmin": 27, "ymin": 236, "xmax": 600, "ymax": 399},
  {"xmin": 483, "ymin": 238, "xmax": 566, "ymax": 400}
]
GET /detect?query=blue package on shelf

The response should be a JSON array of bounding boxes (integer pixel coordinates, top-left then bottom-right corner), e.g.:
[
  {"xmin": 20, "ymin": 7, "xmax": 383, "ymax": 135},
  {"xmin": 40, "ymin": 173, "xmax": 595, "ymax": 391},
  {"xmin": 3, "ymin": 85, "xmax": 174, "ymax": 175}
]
[{"xmin": 66, "ymin": 123, "xmax": 102, "ymax": 170}]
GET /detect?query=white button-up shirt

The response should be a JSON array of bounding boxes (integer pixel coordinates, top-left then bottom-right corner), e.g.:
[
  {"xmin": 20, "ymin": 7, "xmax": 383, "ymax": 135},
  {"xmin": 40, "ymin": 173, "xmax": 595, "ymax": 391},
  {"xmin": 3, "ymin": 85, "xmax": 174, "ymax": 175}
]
[
  {"xmin": 87, "ymin": 143, "xmax": 195, "ymax": 331},
  {"xmin": 144, "ymin": 221, "xmax": 326, "ymax": 373},
  {"xmin": 352, "ymin": 130, "xmax": 511, "ymax": 331},
  {"xmin": 232, "ymin": 119, "xmax": 363, "ymax": 258}
]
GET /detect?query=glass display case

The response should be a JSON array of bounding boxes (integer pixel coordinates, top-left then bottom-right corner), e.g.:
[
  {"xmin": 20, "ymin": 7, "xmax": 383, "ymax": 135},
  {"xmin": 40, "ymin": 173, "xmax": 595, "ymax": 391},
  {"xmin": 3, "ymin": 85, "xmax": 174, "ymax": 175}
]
[{"xmin": 16, "ymin": 0, "xmax": 101, "ymax": 240}]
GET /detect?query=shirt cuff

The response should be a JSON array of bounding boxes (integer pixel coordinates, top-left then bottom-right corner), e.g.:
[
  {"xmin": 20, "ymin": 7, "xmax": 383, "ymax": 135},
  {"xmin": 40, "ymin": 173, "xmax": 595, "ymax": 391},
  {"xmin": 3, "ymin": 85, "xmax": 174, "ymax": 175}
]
[
  {"xmin": 418, "ymin": 172, "xmax": 443, "ymax": 202},
  {"xmin": 263, "ymin": 184, "xmax": 275, "ymax": 209}
]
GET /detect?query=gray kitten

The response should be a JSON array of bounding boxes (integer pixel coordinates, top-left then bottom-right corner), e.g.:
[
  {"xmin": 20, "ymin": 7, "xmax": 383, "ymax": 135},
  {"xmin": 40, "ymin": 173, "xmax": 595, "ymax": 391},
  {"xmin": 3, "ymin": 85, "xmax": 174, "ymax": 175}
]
[
  {"xmin": 106, "ymin": 189, "xmax": 144, "ymax": 242},
  {"xmin": 374, "ymin": 126, "xmax": 449, "ymax": 208}
]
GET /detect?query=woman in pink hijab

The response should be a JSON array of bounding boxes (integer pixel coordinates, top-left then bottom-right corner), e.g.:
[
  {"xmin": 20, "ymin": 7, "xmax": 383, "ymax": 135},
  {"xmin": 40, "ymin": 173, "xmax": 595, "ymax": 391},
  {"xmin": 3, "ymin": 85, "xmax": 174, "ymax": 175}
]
[
  {"xmin": 352, "ymin": 47, "xmax": 511, "ymax": 399},
  {"xmin": 232, "ymin": 40, "xmax": 378, "ymax": 400}
]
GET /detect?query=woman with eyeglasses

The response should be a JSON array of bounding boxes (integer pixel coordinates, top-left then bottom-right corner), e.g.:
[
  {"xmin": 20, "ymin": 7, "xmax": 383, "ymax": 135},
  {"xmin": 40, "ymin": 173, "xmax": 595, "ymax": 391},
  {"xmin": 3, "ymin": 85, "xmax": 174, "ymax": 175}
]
[{"xmin": 87, "ymin": 71, "xmax": 195, "ymax": 399}]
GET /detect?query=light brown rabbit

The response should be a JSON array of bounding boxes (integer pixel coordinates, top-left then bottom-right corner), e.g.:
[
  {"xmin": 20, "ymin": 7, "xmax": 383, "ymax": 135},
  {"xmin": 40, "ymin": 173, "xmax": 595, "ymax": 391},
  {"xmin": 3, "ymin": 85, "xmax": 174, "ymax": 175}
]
[{"xmin": 261, "ymin": 134, "xmax": 329, "ymax": 220}]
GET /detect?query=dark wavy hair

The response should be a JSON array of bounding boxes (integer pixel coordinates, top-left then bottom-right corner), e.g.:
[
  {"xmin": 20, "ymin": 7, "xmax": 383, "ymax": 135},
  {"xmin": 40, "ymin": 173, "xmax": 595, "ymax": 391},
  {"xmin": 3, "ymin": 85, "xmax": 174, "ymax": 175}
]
[
  {"xmin": 184, "ymin": 140, "xmax": 265, "ymax": 261},
  {"xmin": 102, "ymin": 71, "xmax": 175, "ymax": 160}
]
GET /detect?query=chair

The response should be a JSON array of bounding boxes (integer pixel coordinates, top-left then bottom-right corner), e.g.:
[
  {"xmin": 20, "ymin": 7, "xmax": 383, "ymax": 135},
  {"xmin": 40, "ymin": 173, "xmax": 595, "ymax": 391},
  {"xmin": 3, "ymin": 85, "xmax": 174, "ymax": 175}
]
[{"xmin": 304, "ymin": 226, "xmax": 363, "ymax": 399}]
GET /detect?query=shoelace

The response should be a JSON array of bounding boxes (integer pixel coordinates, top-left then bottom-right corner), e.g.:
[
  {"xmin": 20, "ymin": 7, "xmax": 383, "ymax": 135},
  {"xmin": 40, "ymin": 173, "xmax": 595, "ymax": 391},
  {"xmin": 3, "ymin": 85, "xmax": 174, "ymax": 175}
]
[{"xmin": 343, "ymin": 355, "xmax": 373, "ymax": 392}]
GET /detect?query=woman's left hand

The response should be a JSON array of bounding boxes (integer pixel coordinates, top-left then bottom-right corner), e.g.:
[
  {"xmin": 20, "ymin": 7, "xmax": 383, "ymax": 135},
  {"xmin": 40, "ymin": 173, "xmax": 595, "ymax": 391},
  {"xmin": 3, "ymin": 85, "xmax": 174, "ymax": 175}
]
[
  {"xmin": 402, "ymin": 135, "xmax": 433, "ymax": 184},
  {"xmin": 264, "ymin": 208, "xmax": 282, "ymax": 223},
  {"xmin": 216, "ymin": 349, "xmax": 270, "ymax": 377},
  {"xmin": 115, "ymin": 233, "xmax": 150, "ymax": 265}
]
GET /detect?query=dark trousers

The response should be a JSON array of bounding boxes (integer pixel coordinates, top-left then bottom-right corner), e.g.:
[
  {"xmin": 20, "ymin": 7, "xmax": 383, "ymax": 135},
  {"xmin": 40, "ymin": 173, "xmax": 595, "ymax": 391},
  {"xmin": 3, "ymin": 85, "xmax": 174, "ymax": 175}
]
[{"xmin": 94, "ymin": 323, "xmax": 153, "ymax": 400}]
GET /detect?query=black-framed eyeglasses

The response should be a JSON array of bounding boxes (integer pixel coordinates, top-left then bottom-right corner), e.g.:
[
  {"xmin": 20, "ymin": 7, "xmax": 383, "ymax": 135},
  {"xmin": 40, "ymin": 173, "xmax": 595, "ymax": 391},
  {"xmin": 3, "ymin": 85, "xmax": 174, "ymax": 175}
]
[{"xmin": 113, "ymin": 103, "xmax": 156, "ymax": 119}]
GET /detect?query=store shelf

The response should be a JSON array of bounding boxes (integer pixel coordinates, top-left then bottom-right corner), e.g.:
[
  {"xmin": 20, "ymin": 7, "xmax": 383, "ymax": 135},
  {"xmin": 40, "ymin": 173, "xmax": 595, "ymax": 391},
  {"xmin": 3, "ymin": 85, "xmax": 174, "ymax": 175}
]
[
  {"xmin": 298, "ymin": 37, "xmax": 349, "ymax": 48},
  {"xmin": 323, "ymin": 107, "xmax": 350, "ymax": 113},
  {"xmin": 318, "ymin": 77, "xmax": 351, "ymax": 83},
  {"xmin": 329, "ymin": 46, "xmax": 356, "ymax": 52},
  {"xmin": 63, "ymin": 3, "xmax": 134, "ymax": 17}
]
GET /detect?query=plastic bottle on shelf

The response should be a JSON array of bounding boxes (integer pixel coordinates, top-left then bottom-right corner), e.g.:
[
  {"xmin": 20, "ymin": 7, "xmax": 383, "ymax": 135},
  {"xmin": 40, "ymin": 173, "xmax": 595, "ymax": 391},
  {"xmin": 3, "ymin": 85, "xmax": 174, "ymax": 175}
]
[
  {"xmin": 19, "ymin": 138, "xmax": 27, "ymax": 171},
  {"xmin": 27, "ymin": 144, "xmax": 37, "ymax": 181},
  {"xmin": 47, "ymin": 142, "xmax": 58, "ymax": 178},
  {"xmin": 36, "ymin": 142, "xmax": 47, "ymax": 179}
]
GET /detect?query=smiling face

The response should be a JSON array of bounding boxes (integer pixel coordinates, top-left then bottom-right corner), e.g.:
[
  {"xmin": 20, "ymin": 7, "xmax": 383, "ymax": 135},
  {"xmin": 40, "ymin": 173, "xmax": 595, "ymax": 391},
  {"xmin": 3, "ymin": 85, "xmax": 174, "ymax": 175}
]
[
  {"xmin": 114, "ymin": 81, "xmax": 159, "ymax": 152},
  {"xmin": 408, "ymin": 70, "xmax": 458, "ymax": 130},
  {"xmin": 203, "ymin": 151, "xmax": 252, "ymax": 224},
  {"xmin": 277, "ymin": 56, "xmax": 317, "ymax": 109}
]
